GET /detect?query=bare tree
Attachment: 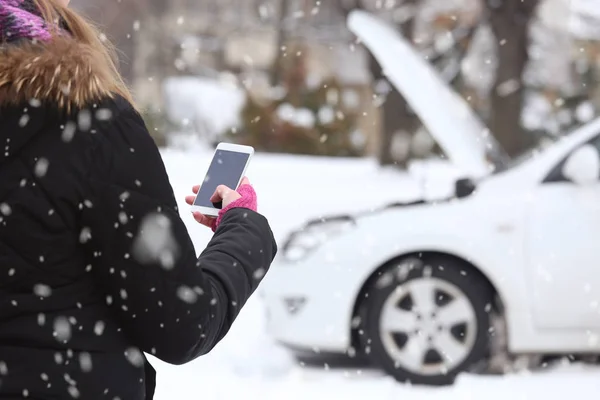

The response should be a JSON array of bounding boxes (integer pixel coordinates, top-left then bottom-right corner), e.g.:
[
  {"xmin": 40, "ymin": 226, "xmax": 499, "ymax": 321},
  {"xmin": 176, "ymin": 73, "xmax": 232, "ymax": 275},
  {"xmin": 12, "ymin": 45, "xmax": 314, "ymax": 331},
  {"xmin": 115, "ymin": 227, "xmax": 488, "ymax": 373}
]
[
  {"xmin": 337, "ymin": 0, "xmax": 481, "ymax": 167},
  {"xmin": 486, "ymin": 0, "xmax": 540, "ymax": 157},
  {"xmin": 74, "ymin": 0, "xmax": 173, "ymax": 85},
  {"xmin": 374, "ymin": 1, "xmax": 419, "ymax": 167},
  {"xmin": 336, "ymin": 0, "xmax": 419, "ymax": 166},
  {"xmin": 270, "ymin": 0, "xmax": 294, "ymax": 85}
]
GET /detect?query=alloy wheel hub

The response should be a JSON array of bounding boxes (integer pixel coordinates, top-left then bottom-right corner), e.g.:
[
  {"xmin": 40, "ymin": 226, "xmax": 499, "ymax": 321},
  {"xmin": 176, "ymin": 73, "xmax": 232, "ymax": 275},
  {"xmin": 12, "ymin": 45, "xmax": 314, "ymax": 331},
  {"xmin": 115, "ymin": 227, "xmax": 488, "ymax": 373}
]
[{"xmin": 379, "ymin": 275, "xmax": 477, "ymax": 375}]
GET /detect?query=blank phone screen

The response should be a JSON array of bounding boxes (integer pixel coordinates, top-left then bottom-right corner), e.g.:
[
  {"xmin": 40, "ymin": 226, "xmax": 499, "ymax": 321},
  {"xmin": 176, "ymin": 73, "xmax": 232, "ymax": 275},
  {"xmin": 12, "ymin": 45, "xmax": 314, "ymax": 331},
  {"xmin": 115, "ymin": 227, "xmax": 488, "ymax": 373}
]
[{"xmin": 194, "ymin": 149, "xmax": 250, "ymax": 208}]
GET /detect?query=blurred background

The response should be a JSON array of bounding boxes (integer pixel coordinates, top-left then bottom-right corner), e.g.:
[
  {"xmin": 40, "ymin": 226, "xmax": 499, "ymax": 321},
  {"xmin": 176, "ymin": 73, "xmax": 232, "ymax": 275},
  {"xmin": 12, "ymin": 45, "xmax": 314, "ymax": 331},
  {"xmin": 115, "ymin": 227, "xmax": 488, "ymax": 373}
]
[
  {"xmin": 75, "ymin": 0, "xmax": 600, "ymax": 398},
  {"xmin": 75, "ymin": 0, "xmax": 600, "ymax": 160}
]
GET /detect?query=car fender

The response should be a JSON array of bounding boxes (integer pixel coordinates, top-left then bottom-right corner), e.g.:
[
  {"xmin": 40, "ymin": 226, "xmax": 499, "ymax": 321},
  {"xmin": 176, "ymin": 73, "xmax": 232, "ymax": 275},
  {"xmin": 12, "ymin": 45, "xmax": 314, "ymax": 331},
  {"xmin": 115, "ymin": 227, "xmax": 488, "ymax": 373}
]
[{"xmin": 324, "ymin": 211, "xmax": 529, "ymax": 347}]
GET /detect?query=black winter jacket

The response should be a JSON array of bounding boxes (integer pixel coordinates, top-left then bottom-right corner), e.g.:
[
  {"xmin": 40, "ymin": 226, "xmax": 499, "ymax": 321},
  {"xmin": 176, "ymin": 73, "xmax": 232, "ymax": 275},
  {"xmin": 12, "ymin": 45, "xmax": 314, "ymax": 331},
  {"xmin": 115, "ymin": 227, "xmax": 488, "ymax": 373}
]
[{"xmin": 0, "ymin": 37, "xmax": 277, "ymax": 399}]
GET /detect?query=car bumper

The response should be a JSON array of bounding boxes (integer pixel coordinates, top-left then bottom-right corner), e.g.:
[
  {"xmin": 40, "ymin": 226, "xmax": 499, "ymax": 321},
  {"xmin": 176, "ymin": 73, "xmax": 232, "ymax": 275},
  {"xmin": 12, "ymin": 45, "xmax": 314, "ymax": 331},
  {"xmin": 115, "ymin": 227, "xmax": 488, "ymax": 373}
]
[{"xmin": 260, "ymin": 256, "xmax": 355, "ymax": 353}]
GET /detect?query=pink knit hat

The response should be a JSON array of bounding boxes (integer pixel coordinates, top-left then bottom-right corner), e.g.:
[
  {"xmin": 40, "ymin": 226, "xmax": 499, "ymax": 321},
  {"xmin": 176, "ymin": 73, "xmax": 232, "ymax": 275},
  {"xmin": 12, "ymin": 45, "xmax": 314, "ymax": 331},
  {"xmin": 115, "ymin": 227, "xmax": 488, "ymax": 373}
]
[{"xmin": 0, "ymin": 0, "xmax": 54, "ymax": 43}]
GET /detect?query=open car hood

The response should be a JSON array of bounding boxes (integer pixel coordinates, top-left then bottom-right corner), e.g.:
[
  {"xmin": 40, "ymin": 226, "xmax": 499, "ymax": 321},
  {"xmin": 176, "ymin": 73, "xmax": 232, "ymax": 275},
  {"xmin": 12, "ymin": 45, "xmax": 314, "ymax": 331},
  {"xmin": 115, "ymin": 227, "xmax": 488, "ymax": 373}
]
[{"xmin": 347, "ymin": 11, "xmax": 508, "ymax": 178}]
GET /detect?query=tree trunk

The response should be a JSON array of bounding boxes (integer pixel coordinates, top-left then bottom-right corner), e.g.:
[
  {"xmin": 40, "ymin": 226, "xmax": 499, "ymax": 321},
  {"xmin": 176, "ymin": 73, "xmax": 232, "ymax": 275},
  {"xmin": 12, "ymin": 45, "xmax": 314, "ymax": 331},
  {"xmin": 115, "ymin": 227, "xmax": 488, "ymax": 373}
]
[
  {"xmin": 111, "ymin": 26, "xmax": 136, "ymax": 85},
  {"xmin": 371, "ymin": 55, "xmax": 417, "ymax": 167},
  {"xmin": 377, "ymin": 5, "xmax": 417, "ymax": 167},
  {"xmin": 488, "ymin": 0, "xmax": 540, "ymax": 157},
  {"xmin": 270, "ymin": 0, "xmax": 292, "ymax": 86},
  {"xmin": 334, "ymin": 0, "xmax": 417, "ymax": 166}
]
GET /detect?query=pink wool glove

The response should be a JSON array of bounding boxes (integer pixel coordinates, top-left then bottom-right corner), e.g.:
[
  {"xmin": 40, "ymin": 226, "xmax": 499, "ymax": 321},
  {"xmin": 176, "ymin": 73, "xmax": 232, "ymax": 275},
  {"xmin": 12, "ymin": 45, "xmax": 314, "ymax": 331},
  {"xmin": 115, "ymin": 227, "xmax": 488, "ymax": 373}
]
[{"xmin": 211, "ymin": 184, "xmax": 258, "ymax": 232}]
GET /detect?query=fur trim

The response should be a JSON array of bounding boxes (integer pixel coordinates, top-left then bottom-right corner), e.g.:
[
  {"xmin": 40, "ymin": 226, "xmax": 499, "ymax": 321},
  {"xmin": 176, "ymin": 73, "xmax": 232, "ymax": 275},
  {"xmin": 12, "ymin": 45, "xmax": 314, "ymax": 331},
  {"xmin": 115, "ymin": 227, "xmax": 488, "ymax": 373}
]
[{"xmin": 0, "ymin": 36, "xmax": 114, "ymax": 111}]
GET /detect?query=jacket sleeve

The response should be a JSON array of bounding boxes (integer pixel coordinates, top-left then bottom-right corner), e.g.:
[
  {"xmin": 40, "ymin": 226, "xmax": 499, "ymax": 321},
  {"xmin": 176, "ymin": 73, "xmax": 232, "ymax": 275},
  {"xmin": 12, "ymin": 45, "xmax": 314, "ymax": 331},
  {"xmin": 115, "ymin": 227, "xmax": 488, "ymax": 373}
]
[{"xmin": 81, "ymin": 102, "xmax": 277, "ymax": 365}]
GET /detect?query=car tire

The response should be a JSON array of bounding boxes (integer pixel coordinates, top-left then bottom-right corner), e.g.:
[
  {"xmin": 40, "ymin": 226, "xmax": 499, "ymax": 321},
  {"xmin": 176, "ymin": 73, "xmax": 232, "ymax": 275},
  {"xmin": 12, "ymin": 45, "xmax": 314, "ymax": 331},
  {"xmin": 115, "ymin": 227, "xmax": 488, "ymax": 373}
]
[{"xmin": 356, "ymin": 256, "xmax": 493, "ymax": 385}]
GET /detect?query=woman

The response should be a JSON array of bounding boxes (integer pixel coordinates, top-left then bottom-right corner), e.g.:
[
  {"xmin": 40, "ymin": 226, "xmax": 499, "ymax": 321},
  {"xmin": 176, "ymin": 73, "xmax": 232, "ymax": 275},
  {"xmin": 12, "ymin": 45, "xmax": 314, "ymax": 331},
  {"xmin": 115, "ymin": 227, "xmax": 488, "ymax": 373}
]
[{"xmin": 0, "ymin": 0, "xmax": 277, "ymax": 399}]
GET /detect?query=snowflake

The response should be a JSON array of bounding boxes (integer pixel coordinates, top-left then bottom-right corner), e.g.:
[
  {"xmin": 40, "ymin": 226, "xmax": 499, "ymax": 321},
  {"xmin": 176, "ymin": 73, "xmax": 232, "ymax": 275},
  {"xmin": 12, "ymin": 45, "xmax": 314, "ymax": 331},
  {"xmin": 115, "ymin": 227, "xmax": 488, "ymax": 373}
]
[
  {"xmin": 34, "ymin": 157, "xmax": 49, "ymax": 177},
  {"xmin": 33, "ymin": 284, "xmax": 52, "ymax": 298},
  {"xmin": 132, "ymin": 213, "xmax": 179, "ymax": 270},
  {"xmin": 53, "ymin": 316, "xmax": 72, "ymax": 342}
]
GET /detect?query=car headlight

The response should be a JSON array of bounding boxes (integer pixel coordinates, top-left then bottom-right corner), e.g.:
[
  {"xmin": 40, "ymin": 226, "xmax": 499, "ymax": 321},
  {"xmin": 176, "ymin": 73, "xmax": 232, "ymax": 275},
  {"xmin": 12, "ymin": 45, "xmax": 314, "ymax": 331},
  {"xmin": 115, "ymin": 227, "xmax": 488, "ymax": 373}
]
[{"xmin": 282, "ymin": 216, "xmax": 355, "ymax": 262}]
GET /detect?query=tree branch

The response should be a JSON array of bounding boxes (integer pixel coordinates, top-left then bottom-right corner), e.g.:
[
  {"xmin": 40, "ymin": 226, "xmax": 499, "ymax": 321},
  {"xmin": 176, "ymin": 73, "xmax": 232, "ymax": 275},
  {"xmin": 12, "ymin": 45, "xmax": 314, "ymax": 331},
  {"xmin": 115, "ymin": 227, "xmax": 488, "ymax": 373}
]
[{"xmin": 336, "ymin": 0, "xmax": 365, "ymax": 19}]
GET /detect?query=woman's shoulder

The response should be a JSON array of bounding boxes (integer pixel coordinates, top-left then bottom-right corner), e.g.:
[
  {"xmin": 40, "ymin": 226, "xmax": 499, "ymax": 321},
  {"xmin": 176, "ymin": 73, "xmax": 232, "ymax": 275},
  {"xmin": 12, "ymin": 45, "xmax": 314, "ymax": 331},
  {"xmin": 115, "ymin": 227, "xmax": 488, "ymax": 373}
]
[{"xmin": 0, "ymin": 35, "xmax": 151, "ymax": 171}]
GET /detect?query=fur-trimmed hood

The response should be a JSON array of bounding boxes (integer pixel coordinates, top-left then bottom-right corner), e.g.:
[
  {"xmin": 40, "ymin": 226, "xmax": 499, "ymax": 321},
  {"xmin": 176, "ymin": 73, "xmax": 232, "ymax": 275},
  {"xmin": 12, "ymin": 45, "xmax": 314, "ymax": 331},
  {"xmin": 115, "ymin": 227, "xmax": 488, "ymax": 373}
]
[{"xmin": 0, "ymin": 36, "xmax": 114, "ymax": 111}]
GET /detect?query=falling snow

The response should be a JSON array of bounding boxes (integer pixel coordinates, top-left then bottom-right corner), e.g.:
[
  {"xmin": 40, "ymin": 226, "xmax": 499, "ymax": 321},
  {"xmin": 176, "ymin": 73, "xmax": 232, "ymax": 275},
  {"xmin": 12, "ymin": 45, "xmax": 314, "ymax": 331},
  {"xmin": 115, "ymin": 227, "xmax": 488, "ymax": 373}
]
[
  {"xmin": 34, "ymin": 157, "xmax": 49, "ymax": 177},
  {"xmin": 95, "ymin": 108, "xmax": 113, "ymax": 121},
  {"xmin": 62, "ymin": 122, "xmax": 76, "ymax": 142},
  {"xmin": 18, "ymin": 114, "xmax": 29, "ymax": 127},
  {"xmin": 79, "ymin": 227, "xmax": 92, "ymax": 243},
  {"xmin": 93, "ymin": 321, "xmax": 105, "ymax": 336},
  {"xmin": 176, "ymin": 285, "xmax": 198, "ymax": 304},
  {"xmin": 124, "ymin": 347, "xmax": 144, "ymax": 368},
  {"xmin": 132, "ymin": 213, "xmax": 179, "ymax": 269},
  {"xmin": 33, "ymin": 284, "xmax": 52, "ymax": 298},
  {"xmin": 0, "ymin": 203, "xmax": 11, "ymax": 216},
  {"xmin": 79, "ymin": 352, "xmax": 93, "ymax": 373},
  {"xmin": 4, "ymin": 1, "xmax": 600, "ymax": 399},
  {"xmin": 53, "ymin": 316, "xmax": 72, "ymax": 342},
  {"xmin": 77, "ymin": 110, "xmax": 92, "ymax": 131}
]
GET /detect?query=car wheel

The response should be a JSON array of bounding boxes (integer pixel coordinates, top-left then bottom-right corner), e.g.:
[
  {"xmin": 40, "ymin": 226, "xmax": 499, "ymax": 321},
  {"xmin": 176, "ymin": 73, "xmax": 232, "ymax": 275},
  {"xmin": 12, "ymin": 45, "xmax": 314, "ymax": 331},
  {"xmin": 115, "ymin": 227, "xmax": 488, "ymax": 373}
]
[{"xmin": 357, "ymin": 256, "xmax": 493, "ymax": 385}]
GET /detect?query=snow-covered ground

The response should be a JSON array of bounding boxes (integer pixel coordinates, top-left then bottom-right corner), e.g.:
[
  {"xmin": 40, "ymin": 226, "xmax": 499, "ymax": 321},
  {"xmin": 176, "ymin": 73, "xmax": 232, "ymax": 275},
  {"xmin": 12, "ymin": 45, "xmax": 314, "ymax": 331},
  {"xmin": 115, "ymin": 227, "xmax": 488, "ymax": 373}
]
[{"xmin": 150, "ymin": 145, "xmax": 600, "ymax": 399}]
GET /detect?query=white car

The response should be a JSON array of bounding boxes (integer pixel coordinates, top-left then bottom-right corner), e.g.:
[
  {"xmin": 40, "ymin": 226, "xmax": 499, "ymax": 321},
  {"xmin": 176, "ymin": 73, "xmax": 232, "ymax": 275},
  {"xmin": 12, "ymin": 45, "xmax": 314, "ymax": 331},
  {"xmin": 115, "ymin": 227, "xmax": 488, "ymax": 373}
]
[{"xmin": 261, "ymin": 10, "xmax": 600, "ymax": 385}]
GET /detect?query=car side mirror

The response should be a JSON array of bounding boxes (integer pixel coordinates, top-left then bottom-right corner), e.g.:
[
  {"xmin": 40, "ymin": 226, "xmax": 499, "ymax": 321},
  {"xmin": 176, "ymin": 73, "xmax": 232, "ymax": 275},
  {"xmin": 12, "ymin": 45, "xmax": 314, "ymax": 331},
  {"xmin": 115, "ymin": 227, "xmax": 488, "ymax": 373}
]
[
  {"xmin": 455, "ymin": 178, "xmax": 476, "ymax": 198},
  {"xmin": 562, "ymin": 144, "xmax": 600, "ymax": 185}
]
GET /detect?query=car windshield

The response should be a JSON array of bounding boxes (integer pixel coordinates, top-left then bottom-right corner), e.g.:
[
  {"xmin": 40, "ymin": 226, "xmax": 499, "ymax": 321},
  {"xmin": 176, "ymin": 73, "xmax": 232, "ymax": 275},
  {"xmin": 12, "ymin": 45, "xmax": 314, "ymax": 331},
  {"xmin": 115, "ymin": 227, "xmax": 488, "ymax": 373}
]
[{"xmin": 492, "ymin": 137, "xmax": 559, "ymax": 174}]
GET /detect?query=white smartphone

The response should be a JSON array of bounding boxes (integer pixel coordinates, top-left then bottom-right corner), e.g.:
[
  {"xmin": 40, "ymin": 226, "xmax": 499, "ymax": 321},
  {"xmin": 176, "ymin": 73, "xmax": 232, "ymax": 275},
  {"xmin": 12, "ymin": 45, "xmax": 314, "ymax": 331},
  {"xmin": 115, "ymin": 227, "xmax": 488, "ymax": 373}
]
[{"xmin": 190, "ymin": 142, "xmax": 254, "ymax": 217}]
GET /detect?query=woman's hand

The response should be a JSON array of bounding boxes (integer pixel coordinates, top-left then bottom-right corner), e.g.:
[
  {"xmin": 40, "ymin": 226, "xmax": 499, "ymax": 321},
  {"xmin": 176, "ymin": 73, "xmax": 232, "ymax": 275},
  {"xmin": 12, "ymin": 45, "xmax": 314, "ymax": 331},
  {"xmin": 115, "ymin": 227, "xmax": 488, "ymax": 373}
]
[{"xmin": 185, "ymin": 177, "xmax": 251, "ymax": 228}]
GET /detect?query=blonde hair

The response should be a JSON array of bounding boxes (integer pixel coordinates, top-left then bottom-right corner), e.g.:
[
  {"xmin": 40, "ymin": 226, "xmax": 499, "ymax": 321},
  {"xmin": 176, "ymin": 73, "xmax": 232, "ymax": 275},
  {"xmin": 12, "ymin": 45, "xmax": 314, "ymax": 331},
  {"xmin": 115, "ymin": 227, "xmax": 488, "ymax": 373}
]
[{"xmin": 34, "ymin": 0, "xmax": 135, "ymax": 106}]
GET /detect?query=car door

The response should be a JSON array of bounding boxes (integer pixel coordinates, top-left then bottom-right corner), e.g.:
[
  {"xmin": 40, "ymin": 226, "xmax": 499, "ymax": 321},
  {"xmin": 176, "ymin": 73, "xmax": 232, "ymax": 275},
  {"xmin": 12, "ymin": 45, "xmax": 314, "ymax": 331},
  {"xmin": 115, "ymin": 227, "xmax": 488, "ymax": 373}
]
[{"xmin": 526, "ymin": 134, "xmax": 600, "ymax": 330}]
